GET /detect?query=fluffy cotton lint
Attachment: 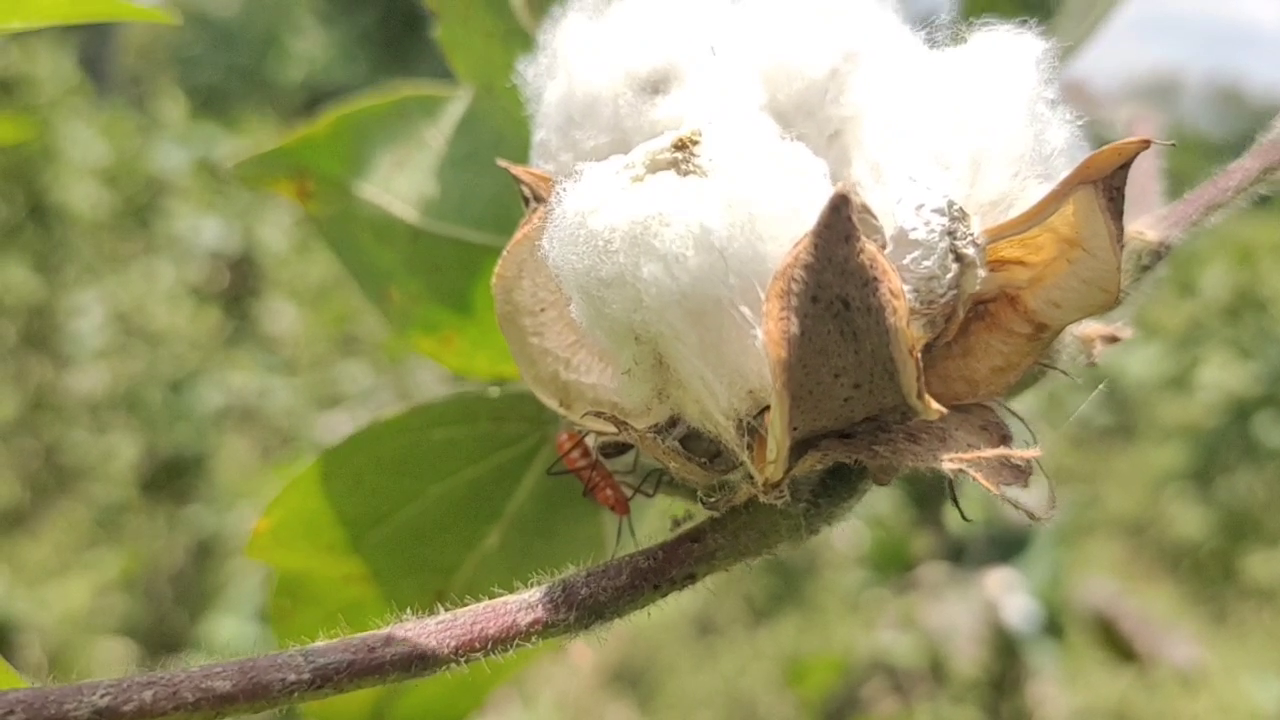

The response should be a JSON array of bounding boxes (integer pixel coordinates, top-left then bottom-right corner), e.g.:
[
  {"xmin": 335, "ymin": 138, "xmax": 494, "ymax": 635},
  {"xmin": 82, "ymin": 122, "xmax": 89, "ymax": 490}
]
[
  {"xmin": 516, "ymin": 0, "xmax": 762, "ymax": 175},
  {"xmin": 817, "ymin": 19, "xmax": 1089, "ymax": 234},
  {"xmin": 728, "ymin": 0, "xmax": 927, "ymax": 184},
  {"xmin": 539, "ymin": 115, "xmax": 833, "ymax": 442}
]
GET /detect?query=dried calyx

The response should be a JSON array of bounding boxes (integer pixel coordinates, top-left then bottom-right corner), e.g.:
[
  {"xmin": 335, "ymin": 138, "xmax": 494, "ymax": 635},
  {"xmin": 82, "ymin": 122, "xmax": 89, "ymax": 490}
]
[{"xmin": 492, "ymin": 0, "xmax": 1161, "ymax": 519}]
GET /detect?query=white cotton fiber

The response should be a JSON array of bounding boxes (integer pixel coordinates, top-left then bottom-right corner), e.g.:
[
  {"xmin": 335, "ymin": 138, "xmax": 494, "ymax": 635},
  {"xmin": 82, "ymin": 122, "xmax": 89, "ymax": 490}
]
[
  {"xmin": 726, "ymin": 0, "xmax": 929, "ymax": 189},
  {"xmin": 906, "ymin": 24, "xmax": 1090, "ymax": 227},
  {"xmin": 539, "ymin": 115, "xmax": 833, "ymax": 443},
  {"xmin": 723, "ymin": 0, "xmax": 1088, "ymax": 233},
  {"xmin": 515, "ymin": 0, "xmax": 762, "ymax": 175},
  {"xmin": 813, "ymin": 19, "xmax": 1088, "ymax": 233}
]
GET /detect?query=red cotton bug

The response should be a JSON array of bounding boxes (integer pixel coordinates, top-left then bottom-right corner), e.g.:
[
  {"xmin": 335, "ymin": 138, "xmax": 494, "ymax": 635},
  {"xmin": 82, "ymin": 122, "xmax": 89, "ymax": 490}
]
[{"xmin": 547, "ymin": 429, "xmax": 664, "ymax": 557}]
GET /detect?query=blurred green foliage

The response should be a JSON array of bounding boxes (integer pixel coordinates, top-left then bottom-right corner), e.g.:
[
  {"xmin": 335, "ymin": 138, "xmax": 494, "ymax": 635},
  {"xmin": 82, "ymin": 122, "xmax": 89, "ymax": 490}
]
[
  {"xmin": 165, "ymin": 0, "xmax": 448, "ymax": 121},
  {"xmin": 0, "ymin": 0, "xmax": 450, "ymax": 689},
  {"xmin": 3, "ymin": 1, "xmax": 1280, "ymax": 719}
]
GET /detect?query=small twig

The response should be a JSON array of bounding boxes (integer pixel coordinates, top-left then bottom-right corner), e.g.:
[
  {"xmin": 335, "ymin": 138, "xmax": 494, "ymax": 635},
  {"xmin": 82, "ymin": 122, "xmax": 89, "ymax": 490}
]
[
  {"xmin": 1125, "ymin": 111, "xmax": 1280, "ymax": 284},
  {"xmin": 0, "ymin": 467, "xmax": 870, "ymax": 720}
]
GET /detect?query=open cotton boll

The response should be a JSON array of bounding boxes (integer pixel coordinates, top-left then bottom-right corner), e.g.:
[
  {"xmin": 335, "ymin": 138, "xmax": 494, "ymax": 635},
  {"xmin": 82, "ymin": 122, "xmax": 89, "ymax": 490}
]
[
  {"xmin": 540, "ymin": 115, "xmax": 833, "ymax": 445},
  {"xmin": 516, "ymin": 0, "xmax": 761, "ymax": 175}
]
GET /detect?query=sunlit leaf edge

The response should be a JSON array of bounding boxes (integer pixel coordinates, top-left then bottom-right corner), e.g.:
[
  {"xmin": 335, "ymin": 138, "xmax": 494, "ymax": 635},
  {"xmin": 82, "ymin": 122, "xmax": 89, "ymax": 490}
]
[
  {"xmin": 231, "ymin": 78, "xmax": 461, "ymax": 174},
  {"xmin": 0, "ymin": 655, "xmax": 27, "ymax": 690},
  {"xmin": 0, "ymin": 1, "xmax": 181, "ymax": 35}
]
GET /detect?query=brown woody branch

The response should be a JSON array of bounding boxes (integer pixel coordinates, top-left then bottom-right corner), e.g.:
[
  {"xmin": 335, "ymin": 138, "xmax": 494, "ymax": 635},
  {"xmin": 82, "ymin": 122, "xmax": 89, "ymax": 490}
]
[{"xmin": 0, "ymin": 467, "xmax": 870, "ymax": 720}]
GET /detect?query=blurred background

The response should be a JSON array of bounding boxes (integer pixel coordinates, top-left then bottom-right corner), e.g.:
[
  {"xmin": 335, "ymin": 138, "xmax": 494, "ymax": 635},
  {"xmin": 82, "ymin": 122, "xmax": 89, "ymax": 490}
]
[{"xmin": 2, "ymin": 0, "xmax": 1280, "ymax": 718}]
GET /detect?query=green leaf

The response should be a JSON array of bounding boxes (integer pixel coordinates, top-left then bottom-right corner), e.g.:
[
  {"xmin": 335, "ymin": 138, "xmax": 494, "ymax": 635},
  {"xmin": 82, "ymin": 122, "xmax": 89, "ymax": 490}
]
[
  {"xmin": 235, "ymin": 81, "xmax": 525, "ymax": 381},
  {"xmin": 424, "ymin": 0, "xmax": 533, "ymax": 96},
  {"xmin": 248, "ymin": 388, "xmax": 607, "ymax": 719},
  {"xmin": 0, "ymin": 656, "xmax": 26, "ymax": 689},
  {"xmin": 0, "ymin": 113, "xmax": 38, "ymax": 148},
  {"xmin": 0, "ymin": 0, "xmax": 180, "ymax": 34}
]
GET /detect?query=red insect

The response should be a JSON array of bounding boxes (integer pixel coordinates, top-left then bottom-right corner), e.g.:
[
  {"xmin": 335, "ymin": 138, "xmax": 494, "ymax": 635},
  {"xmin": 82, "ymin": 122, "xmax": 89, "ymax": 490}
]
[{"xmin": 547, "ymin": 429, "xmax": 664, "ymax": 556}]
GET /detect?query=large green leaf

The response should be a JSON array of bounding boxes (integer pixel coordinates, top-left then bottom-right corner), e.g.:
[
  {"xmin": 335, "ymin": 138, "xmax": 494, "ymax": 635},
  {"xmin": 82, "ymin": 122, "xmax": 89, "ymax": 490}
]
[
  {"xmin": 235, "ymin": 81, "xmax": 525, "ymax": 381},
  {"xmin": 0, "ymin": 0, "xmax": 180, "ymax": 34},
  {"xmin": 0, "ymin": 656, "xmax": 25, "ymax": 690},
  {"xmin": 248, "ymin": 388, "xmax": 608, "ymax": 719}
]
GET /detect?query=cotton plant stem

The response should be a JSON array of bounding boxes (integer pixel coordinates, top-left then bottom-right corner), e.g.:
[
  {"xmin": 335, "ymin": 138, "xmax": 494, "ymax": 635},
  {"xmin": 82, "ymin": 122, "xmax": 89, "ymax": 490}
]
[
  {"xmin": 1124, "ymin": 111, "xmax": 1280, "ymax": 285},
  {"xmin": 0, "ymin": 467, "xmax": 870, "ymax": 720}
]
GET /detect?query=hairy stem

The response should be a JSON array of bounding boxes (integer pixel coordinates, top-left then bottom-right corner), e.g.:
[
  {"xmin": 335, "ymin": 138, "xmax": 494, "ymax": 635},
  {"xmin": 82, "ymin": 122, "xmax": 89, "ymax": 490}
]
[
  {"xmin": 0, "ymin": 467, "xmax": 870, "ymax": 720},
  {"xmin": 1125, "ymin": 111, "xmax": 1280, "ymax": 284}
]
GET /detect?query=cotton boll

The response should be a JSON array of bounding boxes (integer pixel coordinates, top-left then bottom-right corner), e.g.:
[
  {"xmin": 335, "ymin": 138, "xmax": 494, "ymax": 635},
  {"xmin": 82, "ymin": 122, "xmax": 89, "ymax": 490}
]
[
  {"xmin": 516, "ymin": 0, "xmax": 762, "ymax": 174},
  {"xmin": 540, "ymin": 115, "xmax": 833, "ymax": 447}
]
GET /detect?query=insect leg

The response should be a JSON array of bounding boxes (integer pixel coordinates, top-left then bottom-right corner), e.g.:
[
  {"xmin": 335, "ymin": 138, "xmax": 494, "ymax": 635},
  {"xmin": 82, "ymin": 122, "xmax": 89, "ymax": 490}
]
[
  {"xmin": 545, "ymin": 430, "xmax": 589, "ymax": 477},
  {"xmin": 626, "ymin": 468, "xmax": 667, "ymax": 500},
  {"xmin": 944, "ymin": 477, "xmax": 973, "ymax": 523}
]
